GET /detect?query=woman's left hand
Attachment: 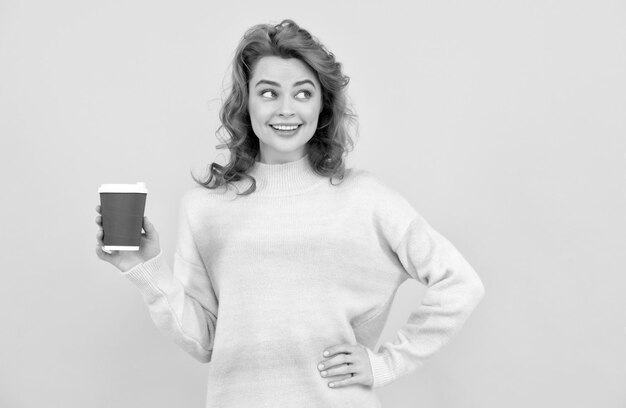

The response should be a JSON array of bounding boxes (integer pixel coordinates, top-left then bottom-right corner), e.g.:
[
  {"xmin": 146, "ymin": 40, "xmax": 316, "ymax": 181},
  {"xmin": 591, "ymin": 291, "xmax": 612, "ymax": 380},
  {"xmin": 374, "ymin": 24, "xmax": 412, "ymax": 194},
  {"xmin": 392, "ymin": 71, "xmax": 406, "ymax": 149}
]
[{"xmin": 317, "ymin": 343, "xmax": 374, "ymax": 389}]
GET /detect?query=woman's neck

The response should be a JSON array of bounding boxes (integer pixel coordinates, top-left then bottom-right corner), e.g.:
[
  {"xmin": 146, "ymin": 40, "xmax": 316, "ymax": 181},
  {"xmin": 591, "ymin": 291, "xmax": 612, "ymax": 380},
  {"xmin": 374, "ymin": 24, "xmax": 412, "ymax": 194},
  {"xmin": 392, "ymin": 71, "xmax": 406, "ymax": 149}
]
[{"xmin": 247, "ymin": 152, "xmax": 327, "ymax": 196}]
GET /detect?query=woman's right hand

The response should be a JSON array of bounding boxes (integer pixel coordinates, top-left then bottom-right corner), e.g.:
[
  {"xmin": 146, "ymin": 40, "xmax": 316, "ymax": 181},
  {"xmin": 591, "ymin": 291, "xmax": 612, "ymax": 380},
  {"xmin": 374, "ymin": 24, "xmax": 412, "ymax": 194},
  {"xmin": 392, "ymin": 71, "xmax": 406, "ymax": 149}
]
[{"xmin": 95, "ymin": 204, "xmax": 162, "ymax": 272}]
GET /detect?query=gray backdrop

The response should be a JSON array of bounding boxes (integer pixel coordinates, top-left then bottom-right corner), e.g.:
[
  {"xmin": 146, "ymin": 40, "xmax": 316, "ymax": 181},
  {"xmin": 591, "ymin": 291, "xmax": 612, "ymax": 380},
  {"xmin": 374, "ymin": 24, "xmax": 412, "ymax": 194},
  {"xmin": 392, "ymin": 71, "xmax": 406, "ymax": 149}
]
[{"xmin": 1, "ymin": 0, "xmax": 624, "ymax": 407}]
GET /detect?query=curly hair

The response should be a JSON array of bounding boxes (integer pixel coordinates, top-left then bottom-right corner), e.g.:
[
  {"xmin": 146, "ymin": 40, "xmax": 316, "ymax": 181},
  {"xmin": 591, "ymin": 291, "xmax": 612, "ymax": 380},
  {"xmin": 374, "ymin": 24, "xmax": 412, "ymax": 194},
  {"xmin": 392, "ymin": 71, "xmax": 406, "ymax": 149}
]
[{"xmin": 191, "ymin": 18, "xmax": 358, "ymax": 196}]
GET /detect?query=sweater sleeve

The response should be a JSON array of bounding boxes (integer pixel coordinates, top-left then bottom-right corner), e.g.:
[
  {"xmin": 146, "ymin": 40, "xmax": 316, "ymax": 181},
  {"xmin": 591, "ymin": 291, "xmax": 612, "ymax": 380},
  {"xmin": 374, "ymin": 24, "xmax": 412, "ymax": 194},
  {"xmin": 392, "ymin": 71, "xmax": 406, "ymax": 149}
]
[
  {"xmin": 120, "ymin": 193, "xmax": 218, "ymax": 363},
  {"xmin": 364, "ymin": 214, "xmax": 485, "ymax": 388}
]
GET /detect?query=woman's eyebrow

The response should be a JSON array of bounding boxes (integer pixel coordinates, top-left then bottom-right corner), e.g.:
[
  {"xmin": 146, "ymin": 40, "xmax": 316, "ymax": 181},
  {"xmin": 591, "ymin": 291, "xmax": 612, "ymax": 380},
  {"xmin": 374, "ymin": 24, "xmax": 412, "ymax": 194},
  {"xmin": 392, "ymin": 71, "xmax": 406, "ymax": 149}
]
[{"xmin": 254, "ymin": 79, "xmax": 316, "ymax": 89}]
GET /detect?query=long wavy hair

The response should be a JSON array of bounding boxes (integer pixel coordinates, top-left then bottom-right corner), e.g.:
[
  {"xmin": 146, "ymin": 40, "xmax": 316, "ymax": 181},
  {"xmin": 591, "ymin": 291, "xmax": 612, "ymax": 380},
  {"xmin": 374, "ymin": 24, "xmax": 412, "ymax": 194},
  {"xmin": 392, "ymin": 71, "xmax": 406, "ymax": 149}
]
[{"xmin": 191, "ymin": 19, "xmax": 358, "ymax": 196}]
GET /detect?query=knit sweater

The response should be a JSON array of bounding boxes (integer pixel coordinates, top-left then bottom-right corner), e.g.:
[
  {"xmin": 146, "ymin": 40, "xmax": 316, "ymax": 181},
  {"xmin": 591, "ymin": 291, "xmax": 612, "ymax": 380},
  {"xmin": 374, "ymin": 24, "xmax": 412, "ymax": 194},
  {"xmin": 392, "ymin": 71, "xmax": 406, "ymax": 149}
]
[{"xmin": 121, "ymin": 153, "xmax": 485, "ymax": 408}]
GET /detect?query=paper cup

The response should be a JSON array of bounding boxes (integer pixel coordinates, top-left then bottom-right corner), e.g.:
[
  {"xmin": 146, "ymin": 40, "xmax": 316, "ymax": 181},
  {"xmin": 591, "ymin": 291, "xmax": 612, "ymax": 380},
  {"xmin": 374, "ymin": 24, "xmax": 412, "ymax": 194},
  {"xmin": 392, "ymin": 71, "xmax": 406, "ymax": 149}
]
[{"xmin": 98, "ymin": 182, "xmax": 148, "ymax": 251}]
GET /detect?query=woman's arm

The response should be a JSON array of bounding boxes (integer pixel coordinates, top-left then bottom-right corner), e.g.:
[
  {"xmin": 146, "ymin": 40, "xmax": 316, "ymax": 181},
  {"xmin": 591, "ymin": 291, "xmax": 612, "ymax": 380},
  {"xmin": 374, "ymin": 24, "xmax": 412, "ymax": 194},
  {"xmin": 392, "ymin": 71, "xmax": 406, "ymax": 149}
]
[
  {"xmin": 121, "ymin": 194, "xmax": 218, "ymax": 363},
  {"xmin": 365, "ymin": 214, "xmax": 486, "ymax": 388}
]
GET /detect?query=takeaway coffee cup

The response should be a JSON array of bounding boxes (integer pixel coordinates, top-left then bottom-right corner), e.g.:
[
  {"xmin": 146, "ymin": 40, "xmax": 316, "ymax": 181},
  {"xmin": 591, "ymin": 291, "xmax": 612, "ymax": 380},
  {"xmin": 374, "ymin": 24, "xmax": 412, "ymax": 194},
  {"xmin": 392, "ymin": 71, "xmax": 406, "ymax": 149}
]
[{"xmin": 98, "ymin": 182, "xmax": 148, "ymax": 251}]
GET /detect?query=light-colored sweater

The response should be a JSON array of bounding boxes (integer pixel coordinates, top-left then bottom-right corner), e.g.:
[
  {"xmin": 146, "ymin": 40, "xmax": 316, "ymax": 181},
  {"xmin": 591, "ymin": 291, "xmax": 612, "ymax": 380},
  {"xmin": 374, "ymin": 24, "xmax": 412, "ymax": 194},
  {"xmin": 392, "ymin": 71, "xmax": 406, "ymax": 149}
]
[{"xmin": 122, "ymin": 153, "xmax": 485, "ymax": 408}]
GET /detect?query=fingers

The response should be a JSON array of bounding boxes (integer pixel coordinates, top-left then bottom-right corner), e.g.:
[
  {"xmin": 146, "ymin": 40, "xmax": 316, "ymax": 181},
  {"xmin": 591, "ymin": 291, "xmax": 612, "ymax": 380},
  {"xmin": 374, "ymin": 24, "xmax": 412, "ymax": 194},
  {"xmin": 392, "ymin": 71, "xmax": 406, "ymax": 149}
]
[
  {"xmin": 318, "ymin": 350, "xmax": 350, "ymax": 372},
  {"xmin": 319, "ymin": 360, "xmax": 355, "ymax": 379},
  {"xmin": 95, "ymin": 225, "xmax": 108, "ymax": 255},
  {"xmin": 320, "ymin": 361, "xmax": 364, "ymax": 389},
  {"xmin": 95, "ymin": 203, "xmax": 101, "ymax": 226},
  {"xmin": 142, "ymin": 216, "xmax": 151, "ymax": 237},
  {"xmin": 95, "ymin": 204, "xmax": 104, "ymax": 250},
  {"xmin": 141, "ymin": 216, "xmax": 158, "ymax": 241},
  {"xmin": 95, "ymin": 209, "xmax": 103, "ymax": 240},
  {"xmin": 95, "ymin": 243, "xmax": 114, "ymax": 258},
  {"xmin": 327, "ymin": 371, "xmax": 361, "ymax": 388},
  {"xmin": 319, "ymin": 364, "xmax": 358, "ymax": 389},
  {"xmin": 94, "ymin": 204, "xmax": 115, "ymax": 258},
  {"xmin": 318, "ymin": 344, "xmax": 371, "ymax": 389},
  {"xmin": 95, "ymin": 244, "xmax": 107, "ymax": 258}
]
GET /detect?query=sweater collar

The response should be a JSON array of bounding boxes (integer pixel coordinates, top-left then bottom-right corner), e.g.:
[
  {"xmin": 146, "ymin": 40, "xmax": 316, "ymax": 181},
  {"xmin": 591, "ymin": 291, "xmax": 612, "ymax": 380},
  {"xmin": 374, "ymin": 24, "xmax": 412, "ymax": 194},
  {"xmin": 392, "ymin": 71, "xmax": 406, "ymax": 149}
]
[{"xmin": 247, "ymin": 153, "xmax": 327, "ymax": 196}]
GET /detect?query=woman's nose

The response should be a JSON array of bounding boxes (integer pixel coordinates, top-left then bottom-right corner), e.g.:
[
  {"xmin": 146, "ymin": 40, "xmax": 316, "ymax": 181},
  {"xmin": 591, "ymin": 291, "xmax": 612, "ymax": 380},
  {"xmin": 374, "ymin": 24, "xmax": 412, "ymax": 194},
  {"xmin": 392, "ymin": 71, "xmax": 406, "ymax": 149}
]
[{"xmin": 278, "ymin": 97, "xmax": 295, "ymax": 117}]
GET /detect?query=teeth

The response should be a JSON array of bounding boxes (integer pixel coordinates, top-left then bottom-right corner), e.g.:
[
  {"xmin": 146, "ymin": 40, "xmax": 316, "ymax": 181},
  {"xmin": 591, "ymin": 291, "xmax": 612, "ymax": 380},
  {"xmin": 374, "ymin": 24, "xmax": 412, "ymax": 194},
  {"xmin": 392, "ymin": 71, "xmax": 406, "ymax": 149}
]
[{"xmin": 271, "ymin": 124, "xmax": 299, "ymax": 131}]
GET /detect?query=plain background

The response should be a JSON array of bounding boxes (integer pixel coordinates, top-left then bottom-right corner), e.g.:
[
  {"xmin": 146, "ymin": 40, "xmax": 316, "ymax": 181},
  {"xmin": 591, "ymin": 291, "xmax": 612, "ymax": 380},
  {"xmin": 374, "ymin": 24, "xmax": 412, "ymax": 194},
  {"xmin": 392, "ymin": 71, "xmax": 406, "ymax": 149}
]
[{"xmin": 1, "ymin": 0, "xmax": 624, "ymax": 407}]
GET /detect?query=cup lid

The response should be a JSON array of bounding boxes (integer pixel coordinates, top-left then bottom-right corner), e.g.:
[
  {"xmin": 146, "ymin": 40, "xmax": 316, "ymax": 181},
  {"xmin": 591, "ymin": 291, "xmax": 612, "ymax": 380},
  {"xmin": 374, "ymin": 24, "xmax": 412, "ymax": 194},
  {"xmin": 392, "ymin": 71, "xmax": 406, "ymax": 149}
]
[{"xmin": 98, "ymin": 182, "xmax": 148, "ymax": 194}]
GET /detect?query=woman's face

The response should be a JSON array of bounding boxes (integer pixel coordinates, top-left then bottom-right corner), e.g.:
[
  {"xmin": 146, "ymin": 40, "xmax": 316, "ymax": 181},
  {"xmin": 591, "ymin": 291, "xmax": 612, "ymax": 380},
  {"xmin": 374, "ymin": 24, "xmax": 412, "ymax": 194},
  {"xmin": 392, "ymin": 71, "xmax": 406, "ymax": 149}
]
[{"xmin": 247, "ymin": 56, "xmax": 323, "ymax": 164}]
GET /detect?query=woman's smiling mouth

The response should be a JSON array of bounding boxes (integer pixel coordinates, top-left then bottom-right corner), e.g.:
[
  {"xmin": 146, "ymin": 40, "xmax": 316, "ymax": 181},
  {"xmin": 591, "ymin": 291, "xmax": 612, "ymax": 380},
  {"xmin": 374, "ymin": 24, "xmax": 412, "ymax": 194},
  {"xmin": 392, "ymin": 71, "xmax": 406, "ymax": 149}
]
[
  {"xmin": 270, "ymin": 124, "xmax": 302, "ymax": 131},
  {"xmin": 269, "ymin": 123, "xmax": 302, "ymax": 136}
]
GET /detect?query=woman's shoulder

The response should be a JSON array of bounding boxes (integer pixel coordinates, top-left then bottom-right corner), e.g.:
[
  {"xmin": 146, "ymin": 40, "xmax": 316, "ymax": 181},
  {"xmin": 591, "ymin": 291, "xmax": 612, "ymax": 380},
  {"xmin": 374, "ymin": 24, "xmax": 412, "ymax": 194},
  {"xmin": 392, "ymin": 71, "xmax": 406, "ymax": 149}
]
[
  {"xmin": 179, "ymin": 184, "xmax": 232, "ymax": 209},
  {"xmin": 345, "ymin": 167, "xmax": 402, "ymax": 195},
  {"xmin": 343, "ymin": 167, "xmax": 382, "ymax": 187},
  {"xmin": 344, "ymin": 166, "xmax": 419, "ymax": 222}
]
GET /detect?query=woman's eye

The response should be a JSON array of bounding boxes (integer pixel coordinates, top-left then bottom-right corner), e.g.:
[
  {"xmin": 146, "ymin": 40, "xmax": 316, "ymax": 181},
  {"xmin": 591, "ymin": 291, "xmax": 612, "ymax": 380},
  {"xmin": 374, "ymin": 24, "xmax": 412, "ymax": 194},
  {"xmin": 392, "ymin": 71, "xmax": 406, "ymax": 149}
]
[
  {"xmin": 260, "ymin": 90, "xmax": 276, "ymax": 98},
  {"xmin": 260, "ymin": 89, "xmax": 311, "ymax": 99},
  {"xmin": 296, "ymin": 90, "xmax": 312, "ymax": 99}
]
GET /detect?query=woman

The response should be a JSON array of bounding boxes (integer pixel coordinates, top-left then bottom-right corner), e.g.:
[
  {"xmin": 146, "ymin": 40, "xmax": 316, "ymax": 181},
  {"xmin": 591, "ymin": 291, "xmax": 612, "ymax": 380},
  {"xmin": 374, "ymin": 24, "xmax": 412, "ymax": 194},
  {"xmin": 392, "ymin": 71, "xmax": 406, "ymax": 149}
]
[{"xmin": 95, "ymin": 19, "xmax": 485, "ymax": 408}]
